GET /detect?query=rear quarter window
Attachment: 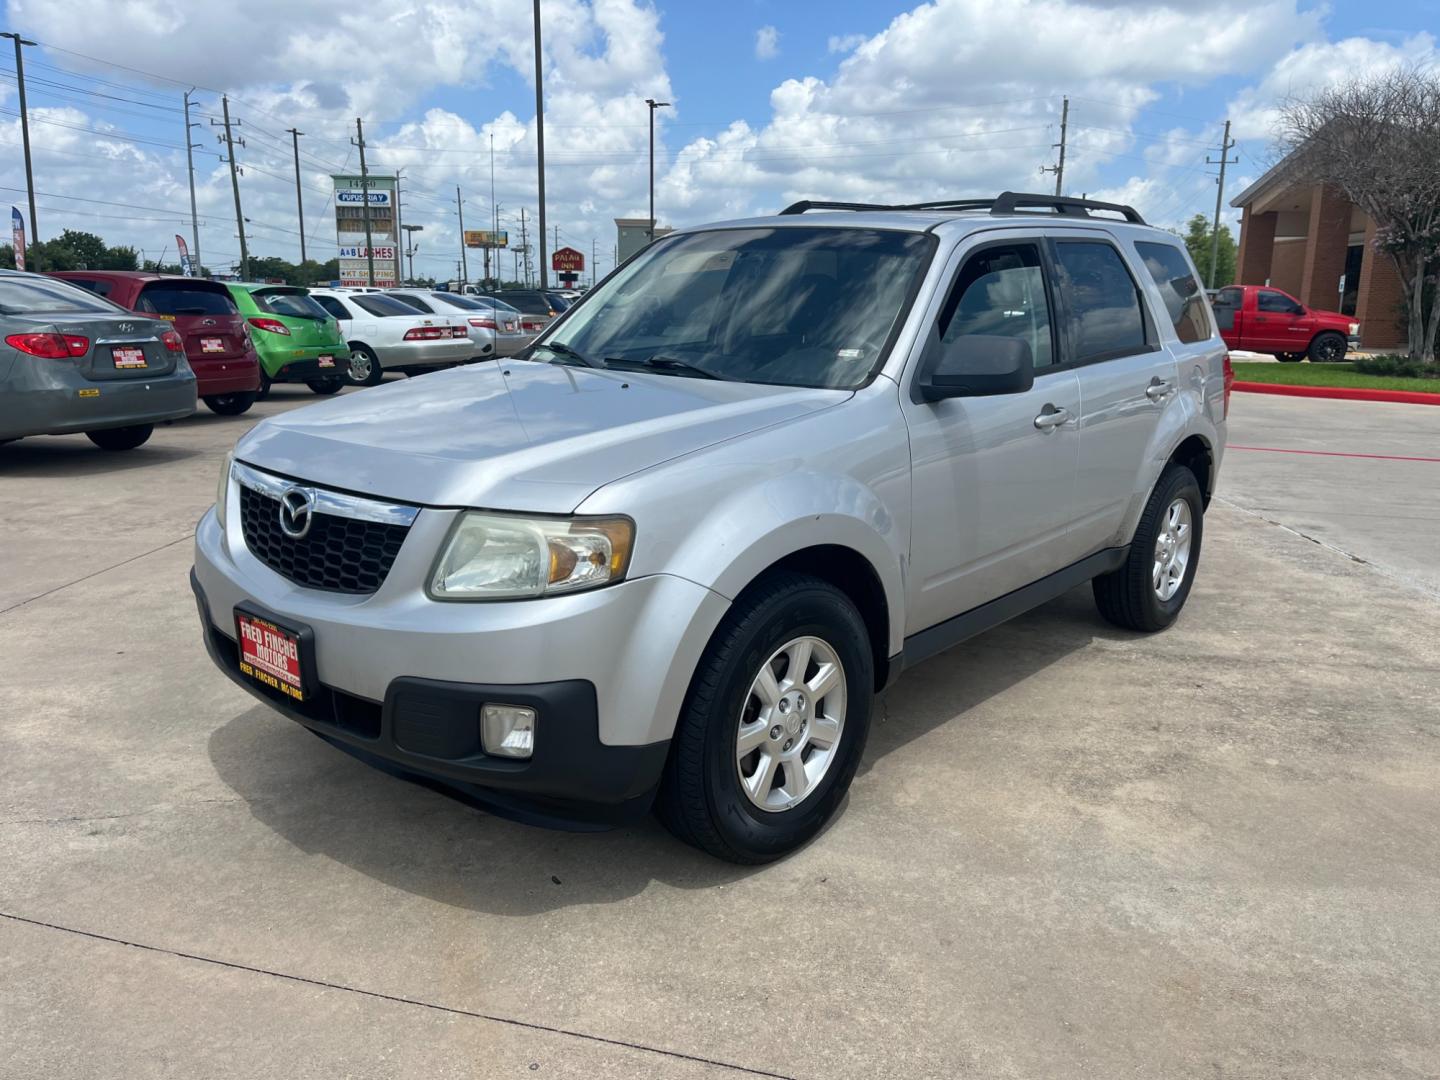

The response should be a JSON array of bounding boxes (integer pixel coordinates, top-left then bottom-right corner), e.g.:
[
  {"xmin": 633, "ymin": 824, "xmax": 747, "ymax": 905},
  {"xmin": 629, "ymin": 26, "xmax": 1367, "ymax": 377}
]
[{"xmin": 1134, "ymin": 241, "xmax": 1214, "ymax": 344}]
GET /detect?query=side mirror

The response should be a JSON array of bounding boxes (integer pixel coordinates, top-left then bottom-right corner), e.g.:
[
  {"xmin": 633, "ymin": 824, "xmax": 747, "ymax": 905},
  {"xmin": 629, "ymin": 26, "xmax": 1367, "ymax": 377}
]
[{"xmin": 917, "ymin": 334, "xmax": 1035, "ymax": 401}]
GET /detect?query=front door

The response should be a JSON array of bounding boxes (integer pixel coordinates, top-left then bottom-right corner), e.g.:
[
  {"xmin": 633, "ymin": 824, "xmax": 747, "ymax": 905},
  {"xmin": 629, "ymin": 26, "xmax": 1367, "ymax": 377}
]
[
  {"xmin": 901, "ymin": 234, "xmax": 1082, "ymax": 635},
  {"xmin": 1253, "ymin": 288, "xmax": 1310, "ymax": 353}
]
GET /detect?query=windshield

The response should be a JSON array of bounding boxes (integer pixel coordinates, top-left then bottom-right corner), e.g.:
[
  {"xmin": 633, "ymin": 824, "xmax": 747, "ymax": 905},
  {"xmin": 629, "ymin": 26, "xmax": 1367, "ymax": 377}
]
[
  {"xmin": 541, "ymin": 226, "xmax": 933, "ymax": 389},
  {"xmin": 256, "ymin": 289, "xmax": 328, "ymax": 320}
]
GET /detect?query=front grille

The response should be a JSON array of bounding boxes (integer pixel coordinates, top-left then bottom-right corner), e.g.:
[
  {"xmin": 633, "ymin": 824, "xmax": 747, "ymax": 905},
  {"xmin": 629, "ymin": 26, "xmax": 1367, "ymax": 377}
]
[{"xmin": 239, "ymin": 484, "xmax": 409, "ymax": 595}]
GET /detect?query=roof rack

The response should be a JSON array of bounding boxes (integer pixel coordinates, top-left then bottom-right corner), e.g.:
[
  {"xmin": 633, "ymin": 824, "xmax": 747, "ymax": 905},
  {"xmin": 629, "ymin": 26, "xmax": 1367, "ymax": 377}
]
[{"xmin": 778, "ymin": 190, "xmax": 1146, "ymax": 225}]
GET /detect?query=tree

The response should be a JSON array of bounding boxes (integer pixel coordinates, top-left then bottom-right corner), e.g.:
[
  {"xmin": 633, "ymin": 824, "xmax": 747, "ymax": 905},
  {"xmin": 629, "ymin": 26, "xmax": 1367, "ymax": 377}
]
[
  {"xmin": 1181, "ymin": 214, "xmax": 1236, "ymax": 288},
  {"xmin": 1277, "ymin": 67, "xmax": 1440, "ymax": 364}
]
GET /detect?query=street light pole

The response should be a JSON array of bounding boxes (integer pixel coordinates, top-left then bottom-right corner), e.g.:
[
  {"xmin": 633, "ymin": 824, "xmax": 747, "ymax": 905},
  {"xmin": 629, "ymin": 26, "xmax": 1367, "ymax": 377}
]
[
  {"xmin": 2, "ymin": 32, "xmax": 40, "ymax": 266},
  {"xmin": 401, "ymin": 224, "xmax": 423, "ymax": 283},
  {"xmin": 456, "ymin": 187, "xmax": 469, "ymax": 287},
  {"xmin": 645, "ymin": 97, "xmax": 670, "ymax": 243}
]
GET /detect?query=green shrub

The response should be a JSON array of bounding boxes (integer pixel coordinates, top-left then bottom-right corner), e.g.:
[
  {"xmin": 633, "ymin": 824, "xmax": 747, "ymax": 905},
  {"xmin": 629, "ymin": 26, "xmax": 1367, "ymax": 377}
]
[{"xmin": 1353, "ymin": 354, "xmax": 1439, "ymax": 379}]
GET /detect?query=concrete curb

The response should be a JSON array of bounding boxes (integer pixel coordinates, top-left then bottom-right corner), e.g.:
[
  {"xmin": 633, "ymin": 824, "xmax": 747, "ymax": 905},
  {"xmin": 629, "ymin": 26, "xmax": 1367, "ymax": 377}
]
[{"xmin": 1232, "ymin": 381, "xmax": 1440, "ymax": 406}]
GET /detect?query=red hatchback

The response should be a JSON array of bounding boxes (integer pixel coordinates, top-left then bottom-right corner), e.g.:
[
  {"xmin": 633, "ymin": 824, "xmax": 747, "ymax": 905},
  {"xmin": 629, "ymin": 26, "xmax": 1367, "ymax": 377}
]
[{"xmin": 48, "ymin": 272, "xmax": 263, "ymax": 415}]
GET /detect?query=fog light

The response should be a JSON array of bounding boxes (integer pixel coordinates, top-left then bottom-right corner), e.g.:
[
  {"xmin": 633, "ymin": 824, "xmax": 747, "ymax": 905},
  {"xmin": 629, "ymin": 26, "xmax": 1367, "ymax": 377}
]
[{"xmin": 482, "ymin": 703, "xmax": 536, "ymax": 759}]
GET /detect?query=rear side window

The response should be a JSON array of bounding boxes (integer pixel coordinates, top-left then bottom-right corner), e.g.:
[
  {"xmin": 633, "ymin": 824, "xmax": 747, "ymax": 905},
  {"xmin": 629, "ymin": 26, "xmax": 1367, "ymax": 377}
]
[
  {"xmin": 1053, "ymin": 241, "xmax": 1149, "ymax": 362},
  {"xmin": 0, "ymin": 276, "xmax": 122, "ymax": 315},
  {"xmin": 311, "ymin": 295, "xmax": 350, "ymax": 320},
  {"xmin": 256, "ymin": 290, "xmax": 329, "ymax": 320},
  {"xmin": 492, "ymin": 292, "xmax": 549, "ymax": 314},
  {"xmin": 137, "ymin": 283, "xmax": 236, "ymax": 317},
  {"xmin": 1134, "ymin": 242, "xmax": 1212, "ymax": 344},
  {"xmin": 61, "ymin": 277, "xmax": 114, "ymax": 297},
  {"xmin": 352, "ymin": 294, "xmax": 424, "ymax": 317},
  {"xmin": 388, "ymin": 293, "xmax": 434, "ymax": 313},
  {"xmin": 938, "ymin": 243, "xmax": 1054, "ymax": 369}
]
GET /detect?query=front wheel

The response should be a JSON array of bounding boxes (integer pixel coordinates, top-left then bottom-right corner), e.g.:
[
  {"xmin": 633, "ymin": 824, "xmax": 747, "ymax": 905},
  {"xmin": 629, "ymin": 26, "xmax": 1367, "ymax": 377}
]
[
  {"xmin": 85, "ymin": 424, "xmax": 154, "ymax": 451},
  {"xmin": 1093, "ymin": 464, "xmax": 1203, "ymax": 633},
  {"xmin": 203, "ymin": 392, "xmax": 256, "ymax": 416},
  {"xmin": 346, "ymin": 345, "xmax": 384, "ymax": 387},
  {"xmin": 1308, "ymin": 332, "xmax": 1347, "ymax": 363},
  {"xmin": 656, "ymin": 572, "xmax": 873, "ymax": 864}
]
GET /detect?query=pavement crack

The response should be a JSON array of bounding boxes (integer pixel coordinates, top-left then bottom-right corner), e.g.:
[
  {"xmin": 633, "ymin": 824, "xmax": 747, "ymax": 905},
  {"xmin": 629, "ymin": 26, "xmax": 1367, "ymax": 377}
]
[
  {"xmin": 0, "ymin": 533, "xmax": 196, "ymax": 618},
  {"xmin": 0, "ymin": 798, "xmax": 251, "ymax": 827},
  {"xmin": 0, "ymin": 911, "xmax": 800, "ymax": 1079}
]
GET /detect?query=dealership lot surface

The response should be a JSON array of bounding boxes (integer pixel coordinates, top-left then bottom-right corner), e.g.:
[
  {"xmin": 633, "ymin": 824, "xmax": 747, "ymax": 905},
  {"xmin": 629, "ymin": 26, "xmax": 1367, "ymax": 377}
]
[{"xmin": 3, "ymin": 384, "xmax": 1438, "ymax": 1079}]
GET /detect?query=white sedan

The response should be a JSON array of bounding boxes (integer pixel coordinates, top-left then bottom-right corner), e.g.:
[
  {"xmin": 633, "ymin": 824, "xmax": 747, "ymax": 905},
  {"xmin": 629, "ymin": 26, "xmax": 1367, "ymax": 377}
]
[
  {"xmin": 386, "ymin": 289, "xmax": 530, "ymax": 359},
  {"xmin": 307, "ymin": 289, "xmax": 473, "ymax": 386}
]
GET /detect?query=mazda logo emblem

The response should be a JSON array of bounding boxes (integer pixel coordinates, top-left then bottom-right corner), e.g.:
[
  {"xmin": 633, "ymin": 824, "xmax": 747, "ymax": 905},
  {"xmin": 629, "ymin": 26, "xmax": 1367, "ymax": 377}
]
[{"xmin": 278, "ymin": 487, "xmax": 316, "ymax": 540}]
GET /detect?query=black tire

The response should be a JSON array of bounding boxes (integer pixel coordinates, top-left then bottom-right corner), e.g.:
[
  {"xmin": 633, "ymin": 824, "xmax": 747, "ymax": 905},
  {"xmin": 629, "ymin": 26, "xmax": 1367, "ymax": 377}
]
[
  {"xmin": 1308, "ymin": 332, "xmax": 1347, "ymax": 363},
  {"xmin": 1274, "ymin": 352, "xmax": 1304, "ymax": 362},
  {"xmin": 656, "ymin": 572, "xmax": 874, "ymax": 864},
  {"xmin": 85, "ymin": 424, "xmax": 154, "ymax": 451},
  {"xmin": 203, "ymin": 392, "xmax": 257, "ymax": 416},
  {"xmin": 346, "ymin": 345, "xmax": 384, "ymax": 387},
  {"xmin": 255, "ymin": 372, "xmax": 273, "ymax": 401},
  {"xmin": 306, "ymin": 376, "xmax": 345, "ymax": 395},
  {"xmin": 1092, "ymin": 464, "xmax": 1204, "ymax": 633}
]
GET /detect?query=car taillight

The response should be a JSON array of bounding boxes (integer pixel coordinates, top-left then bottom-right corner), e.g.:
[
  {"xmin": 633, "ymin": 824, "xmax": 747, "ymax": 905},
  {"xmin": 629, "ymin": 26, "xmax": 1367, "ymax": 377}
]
[
  {"xmin": 248, "ymin": 317, "xmax": 291, "ymax": 336},
  {"xmin": 468, "ymin": 317, "xmax": 497, "ymax": 331},
  {"xmin": 161, "ymin": 329, "xmax": 184, "ymax": 352},
  {"xmin": 404, "ymin": 326, "xmax": 446, "ymax": 341},
  {"xmin": 450, "ymin": 325, "xmax": 468, "ymax": 338},
  {"xmin": 1222, "ymin": 353, "xmax": 1234, "ymax": 419},
  {"xmin": 6, "ymin": 332, "xmax": 89, "ymax": 358}
]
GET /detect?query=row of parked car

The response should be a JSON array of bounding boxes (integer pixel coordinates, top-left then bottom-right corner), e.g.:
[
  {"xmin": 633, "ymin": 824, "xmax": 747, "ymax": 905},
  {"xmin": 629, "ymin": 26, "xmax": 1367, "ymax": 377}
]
[{"xmin": 0, "ymin": 269, "xmax": 549, "ymax": 451}]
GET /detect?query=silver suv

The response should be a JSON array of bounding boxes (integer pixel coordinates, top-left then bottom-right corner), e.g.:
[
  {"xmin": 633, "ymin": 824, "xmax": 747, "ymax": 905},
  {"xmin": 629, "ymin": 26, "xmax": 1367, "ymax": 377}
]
[{"xmin": 193, "ymin": 192, "xmax": 1231, "ymax": 863}]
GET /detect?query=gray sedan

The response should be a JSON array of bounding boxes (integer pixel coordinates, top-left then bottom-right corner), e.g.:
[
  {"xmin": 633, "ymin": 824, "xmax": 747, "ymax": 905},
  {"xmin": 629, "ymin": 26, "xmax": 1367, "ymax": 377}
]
[{"xmin": 0, "ymin": 270, "xmax": 196, "ymax": 450}]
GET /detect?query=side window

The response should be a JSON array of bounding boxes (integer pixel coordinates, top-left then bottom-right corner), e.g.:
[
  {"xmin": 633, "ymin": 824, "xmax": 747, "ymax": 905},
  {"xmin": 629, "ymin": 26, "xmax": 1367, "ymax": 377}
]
[
  {"xmin": 1212, "ymin": 287, "xmax": 1242, "ymax": 332},
  {"xmin": 1257, "ymin": 289, "xmax": 1302, "ymax": 315},
  {"xmin": 938, "ymin": 243, "xmax": 1054, "ymax": 369},
  {"xmin": 63, "ymin": 277, "xmax": 111, "ymax": 297},
  {"xmin": 312, "ymin": 296, "xmax": 349, "ymax": 321},
  {"xmin": 1053, "ymin": 241, "xmax": 1149, "ymax": 362},
  {"xmin": 1134, "ymin": 241, "xmax": 1213, "ymax": 344}
]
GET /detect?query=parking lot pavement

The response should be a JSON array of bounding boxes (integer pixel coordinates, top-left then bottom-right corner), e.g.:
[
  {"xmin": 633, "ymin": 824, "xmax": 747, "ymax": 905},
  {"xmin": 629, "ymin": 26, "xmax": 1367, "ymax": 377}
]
[
  {"xmin": 3, "ymin": 384, "xmax": 1439, "ymax": 1079},
  {"xmin": 1222, "ymin": 392, "xmax": 1440, "ymax": 596}
]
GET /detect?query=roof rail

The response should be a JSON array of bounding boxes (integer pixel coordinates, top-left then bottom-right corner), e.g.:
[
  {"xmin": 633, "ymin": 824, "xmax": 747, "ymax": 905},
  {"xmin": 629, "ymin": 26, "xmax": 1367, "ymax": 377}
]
[{"xmin": 777, "ymin": 191, "xmax": 1146, "ymax": 225}]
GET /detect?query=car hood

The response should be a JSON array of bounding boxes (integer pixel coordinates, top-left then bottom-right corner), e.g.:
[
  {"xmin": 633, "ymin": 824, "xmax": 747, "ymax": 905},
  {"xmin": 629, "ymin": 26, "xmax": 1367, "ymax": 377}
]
[{"xmin": 236, "ymin": 361, "xmax": 849, "ymax": 512}]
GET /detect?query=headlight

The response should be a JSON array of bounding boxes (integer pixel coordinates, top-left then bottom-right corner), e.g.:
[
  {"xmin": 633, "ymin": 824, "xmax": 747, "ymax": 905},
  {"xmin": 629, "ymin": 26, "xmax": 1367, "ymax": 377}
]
[
  {"xmin": 215, "ymin": 452, "xmax": 233, "ymax": 530},
  {"xmin": 429, "ymin": 512, "xmax": 635, "ymax": 600}
]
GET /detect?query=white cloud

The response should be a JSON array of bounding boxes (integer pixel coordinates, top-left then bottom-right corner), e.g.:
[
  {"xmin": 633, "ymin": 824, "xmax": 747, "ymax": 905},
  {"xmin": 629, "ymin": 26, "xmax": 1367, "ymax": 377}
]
[
  {"xmin": 827, "ymin": 34, "xmax": 867, "ymax": 54},
  {"xmin": 755, "ymin": 25, "xmax": 780, "ymax": 60}
]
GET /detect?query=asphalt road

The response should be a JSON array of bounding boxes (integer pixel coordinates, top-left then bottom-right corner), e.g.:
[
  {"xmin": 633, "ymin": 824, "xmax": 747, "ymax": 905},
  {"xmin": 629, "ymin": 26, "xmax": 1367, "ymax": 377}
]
[{"xmin": 3, "ymin": 382, "xmax": 1438, "ymax": 1079}]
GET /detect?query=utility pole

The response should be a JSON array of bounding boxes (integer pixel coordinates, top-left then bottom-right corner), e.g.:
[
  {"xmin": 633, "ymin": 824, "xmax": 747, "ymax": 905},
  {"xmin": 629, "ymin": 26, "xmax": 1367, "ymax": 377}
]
[
  {"xmin": 1206, "ymin": 120, "xmax": 1239, "ymax": 289},
  {"xmin": 394, "ymin": 169, "xmax": 406, "ymax": 283},
  {"xmin": 2, "ymin": 33, "xmax": 39, "ymax": 266},
  {"xmin": 182, "ymin": 90, "xmax": 203, "ymax": 274},
  {"xmin": 489, "ymin": 131, "xmax": 497, "ymax": 288},
  {"xmin": 286, "ymin": 127, "xmax": 307, "ymax": 264},
  {"xmin": 352, "ymin": 118, "xmax": 374, "ymax": 286},
  {"xmin": 519, "ymin": 207, "xmax": 529, "ymax": 286},
  {"xmin": 533, "ymin": 0, "xmax": 548, "ymax": 290},
  {"xmin": 592, "ymin": 239, "xmax": 597, "ymax": 287},
  {"xmin": 213, "ymin": 97, "xmax": 248, "ymax": 280},
  {"xmin": 456, "ymin": 186, "xmax": 469, "ymax": 286},
  {"xmin": 1040, "ymin": 96, "xmax": 1068, "ymax": 196},
  {"xmin": 645, "ymin": 97, "xmax": 671, "ymax": 242}
]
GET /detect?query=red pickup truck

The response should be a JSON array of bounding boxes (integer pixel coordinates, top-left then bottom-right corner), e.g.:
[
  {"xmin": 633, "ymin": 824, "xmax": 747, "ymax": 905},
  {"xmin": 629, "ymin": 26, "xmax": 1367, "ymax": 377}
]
[{"xmin": 1210, "ymin": 284, "xmax": 1359, "ymax": 363}]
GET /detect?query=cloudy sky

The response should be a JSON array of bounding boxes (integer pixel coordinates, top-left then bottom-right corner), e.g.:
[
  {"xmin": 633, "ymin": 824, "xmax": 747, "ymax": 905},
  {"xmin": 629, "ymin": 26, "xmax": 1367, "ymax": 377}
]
[{"xmin": 1, "ymin": 0, "xmax": 1434, "ymax": 280}]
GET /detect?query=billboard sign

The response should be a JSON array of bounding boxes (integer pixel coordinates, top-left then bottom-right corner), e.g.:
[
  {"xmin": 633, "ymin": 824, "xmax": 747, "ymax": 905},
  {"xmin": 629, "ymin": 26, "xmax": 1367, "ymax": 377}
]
[
  {"xmin": 338, "ymin": 245, "xmax": 397, "ymax": 260},
  {"xmin": 339, "ymin": 259, "xmax": 398, "ymax": 288},
  {"xmin": 463, "ymin": 230, "xmax": 509, "ymax": 249},
  {"xmin": 552, "ymin": 246, "xmax": 585, "ymax": 273},
  {"xmin": 332, "ymin": 173, "xmax": 402, "ymax": 285},
  {"xmin": 336, "ymin": 189, "xmax": 392, "ymax": 207}
]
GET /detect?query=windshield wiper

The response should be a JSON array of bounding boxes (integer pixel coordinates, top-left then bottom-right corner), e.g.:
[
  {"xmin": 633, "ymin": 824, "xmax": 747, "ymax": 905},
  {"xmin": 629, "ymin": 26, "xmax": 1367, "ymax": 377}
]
[
  {"xmin": 603, "ymin": 354, "xmax": 730, "ymax": 381},
  {"xmin": 532, "ymin": 340, "xmax": 605, "ymax": 369}
]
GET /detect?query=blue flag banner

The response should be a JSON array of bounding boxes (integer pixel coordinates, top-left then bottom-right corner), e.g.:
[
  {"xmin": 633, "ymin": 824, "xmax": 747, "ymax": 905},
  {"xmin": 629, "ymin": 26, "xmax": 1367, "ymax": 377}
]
[{"xmin": 11, "ymin": 207, "xmax": 26, "ymax": 272}]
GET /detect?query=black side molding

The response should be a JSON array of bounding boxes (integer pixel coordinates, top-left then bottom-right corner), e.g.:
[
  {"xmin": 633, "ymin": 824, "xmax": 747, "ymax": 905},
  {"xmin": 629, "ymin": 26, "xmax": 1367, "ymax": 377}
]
[{"xmin": 901, "ymin": 547, "xmax": 1128, "ymax": 670}]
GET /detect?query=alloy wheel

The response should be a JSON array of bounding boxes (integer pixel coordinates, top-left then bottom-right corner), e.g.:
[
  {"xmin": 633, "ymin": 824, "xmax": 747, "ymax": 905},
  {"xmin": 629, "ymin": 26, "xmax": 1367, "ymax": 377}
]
[{"xmin": 1152, "ymin": 498, "xmax": 1193, "ymax": 602}]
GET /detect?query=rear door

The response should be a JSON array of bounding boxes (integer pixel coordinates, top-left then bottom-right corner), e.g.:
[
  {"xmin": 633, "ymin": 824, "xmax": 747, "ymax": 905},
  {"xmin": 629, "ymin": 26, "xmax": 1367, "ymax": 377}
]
[
  {"xmin": 900, "ymin": 231, "xmax": 1082, "ymax": 632},
  {"xmin": 1049, "ymin": 231, "xmax": 1179, "ymax": 555}
]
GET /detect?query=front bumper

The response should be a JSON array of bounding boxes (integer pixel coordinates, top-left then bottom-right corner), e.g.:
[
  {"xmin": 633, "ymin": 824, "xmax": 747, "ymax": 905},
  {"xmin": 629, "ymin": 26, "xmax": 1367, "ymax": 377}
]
[{"xmin": 192, "ymin": 495, "xmax": 729, "ymax": 817}]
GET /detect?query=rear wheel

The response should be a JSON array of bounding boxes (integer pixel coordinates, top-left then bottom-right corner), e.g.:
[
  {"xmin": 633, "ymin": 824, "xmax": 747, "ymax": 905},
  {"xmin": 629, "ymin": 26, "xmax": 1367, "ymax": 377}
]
[
  {"xmin": 255, "ymin": 371, "xmax": 273, "ymax": 401},
  {"xmin": 203, "ymin": 392, "xmax": 256, "ymax": 416},
  {"xmin": 656, "ymin": 572, "xmax": 873, "ymax": 864},
  {"xmin": 1093, "ymin": 465, "xmax": 1203, "ymax": 633},
  {"xmin": 306, "ymin": 376, "xmax": 345, "ymax": 395},
  {"xmin": 346, "ymin": 345, "xmax": 384, "ymax": 387},
  {"xmin": 85, "ymin": 424, "xmax": 154, "ymax": 451},
  {"xmin": 1308, "ymin": 332, "xmax": 1347, "ymax": 363}
]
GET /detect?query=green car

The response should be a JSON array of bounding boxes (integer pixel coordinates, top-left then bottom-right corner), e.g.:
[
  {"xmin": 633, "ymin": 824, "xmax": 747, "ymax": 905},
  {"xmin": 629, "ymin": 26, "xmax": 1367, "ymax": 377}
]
[{"xmin": 224, "ymin": 283, "xmax": 350, "ymax": 398}]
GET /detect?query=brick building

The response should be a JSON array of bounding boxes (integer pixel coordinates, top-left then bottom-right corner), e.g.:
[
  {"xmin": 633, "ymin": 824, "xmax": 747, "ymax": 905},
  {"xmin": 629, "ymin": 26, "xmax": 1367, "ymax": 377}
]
[{"xmin": 1231, "ymin": 164, "xmax": 1406, "ymax": 350}]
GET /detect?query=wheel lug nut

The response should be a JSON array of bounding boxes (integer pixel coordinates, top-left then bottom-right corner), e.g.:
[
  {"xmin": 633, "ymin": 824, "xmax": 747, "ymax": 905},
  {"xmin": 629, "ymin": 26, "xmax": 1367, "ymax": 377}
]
[
  {"xmin": 783, "ymin": 739, "xmax": 793, "ymax": 751},
  {"xmin": 770, "ymin": 725, "xmax": 783, "ymax": 740}
]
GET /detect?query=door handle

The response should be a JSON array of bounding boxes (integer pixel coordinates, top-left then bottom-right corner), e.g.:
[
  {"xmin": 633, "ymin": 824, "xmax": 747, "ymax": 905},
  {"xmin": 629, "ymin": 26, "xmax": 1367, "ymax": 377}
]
[
  {"xmin": 1145, "ymin": 379, "xmax": 1175, "ymax": 401},
  {"xmin": 1033, "ymin": 405, "xmax": 1070, "ymax": 431}
]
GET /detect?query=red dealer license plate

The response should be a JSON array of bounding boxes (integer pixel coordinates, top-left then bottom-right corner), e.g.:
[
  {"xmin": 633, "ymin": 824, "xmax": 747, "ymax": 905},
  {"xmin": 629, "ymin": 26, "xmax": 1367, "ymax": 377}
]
[
  {"xmin": 235, "ymin": 610, "xmax": 307, "ymax": 702},
  {"xmin": 112, "ymin": 346, "xmax": 147, "ymax": 369},
  {"xmin": 317, "ymin": 354, "xmax": 335, "ymax": 368},
  {"xmin": 200, "ymin": 337, "xmax": 226, "ymax": 353}
]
